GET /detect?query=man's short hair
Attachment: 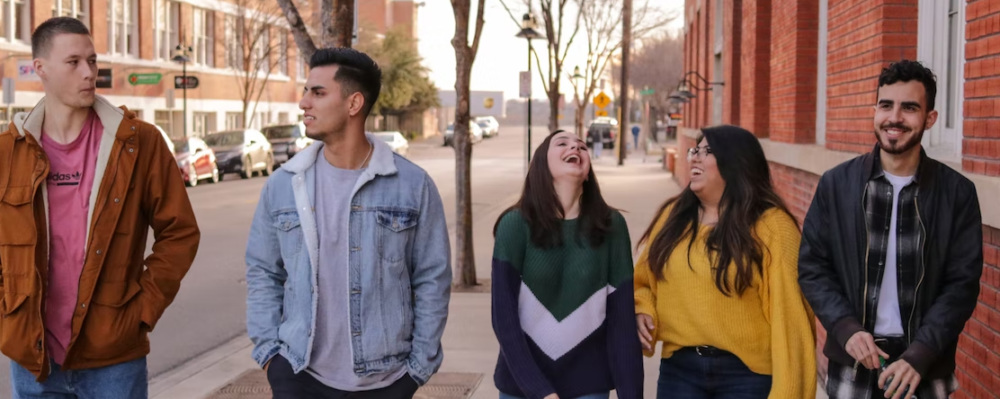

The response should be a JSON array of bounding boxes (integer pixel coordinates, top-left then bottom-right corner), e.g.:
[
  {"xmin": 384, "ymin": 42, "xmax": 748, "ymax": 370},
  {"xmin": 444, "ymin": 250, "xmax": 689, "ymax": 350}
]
[
  {"xmin": 32, "ymin": 17, "xmax": 91, "ymax": 59},
  {"xmin": 877, "ymin": 60, "xmax": 938, "ymax": 111},
  {"xmin": 309, "ymin": 48, "xmax": 382, "ymax": 117}
]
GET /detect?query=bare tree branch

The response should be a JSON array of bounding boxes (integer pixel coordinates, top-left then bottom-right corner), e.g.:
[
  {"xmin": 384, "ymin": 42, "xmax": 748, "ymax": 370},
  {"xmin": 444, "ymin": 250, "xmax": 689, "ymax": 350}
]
[{"xmin": 274, "ymin": 0, "xmax": 317, "ymax": 60}]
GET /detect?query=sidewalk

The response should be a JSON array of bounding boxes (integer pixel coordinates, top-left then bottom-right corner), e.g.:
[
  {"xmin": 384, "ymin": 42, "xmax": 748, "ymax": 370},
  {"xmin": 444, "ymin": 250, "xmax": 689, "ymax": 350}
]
[{"xmin": 150, "ymin": 153, "xmax": 826, "ymax": 398}]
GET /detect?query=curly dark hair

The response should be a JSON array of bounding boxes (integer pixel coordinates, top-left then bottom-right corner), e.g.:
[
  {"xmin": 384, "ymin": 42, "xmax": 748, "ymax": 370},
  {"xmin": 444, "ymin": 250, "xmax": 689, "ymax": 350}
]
[{"xmin": 877, "ymin": 60, "xmax": 937, "ymax": 111}]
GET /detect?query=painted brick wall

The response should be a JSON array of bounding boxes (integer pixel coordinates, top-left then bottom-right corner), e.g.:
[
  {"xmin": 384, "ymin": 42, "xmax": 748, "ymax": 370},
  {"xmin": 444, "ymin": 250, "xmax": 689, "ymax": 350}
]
[
  {"xmin": 740, "ymin": 0, "xmax": 772, "ymax": 137},
  {"xmin": 768, "ymin": 0, "xmax": 818, "ymax": 143},
  {"xmin": 953, "ymin": 225, "xmax": 1000, "ymax": 398},
  {"xmin": 825, "ymin": 0, "xmax": 918, "ymax": 154},
  {"xmin": 962, "ymin": 0, "xmax": 1000, "ymax": 176}
]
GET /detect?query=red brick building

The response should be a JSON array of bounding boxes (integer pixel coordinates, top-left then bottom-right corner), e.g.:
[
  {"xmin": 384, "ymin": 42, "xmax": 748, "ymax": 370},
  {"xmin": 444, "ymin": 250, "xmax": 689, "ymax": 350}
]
[{"xmin": 679, "ymin": 0, "xmax": 1000, "ymax": 396}]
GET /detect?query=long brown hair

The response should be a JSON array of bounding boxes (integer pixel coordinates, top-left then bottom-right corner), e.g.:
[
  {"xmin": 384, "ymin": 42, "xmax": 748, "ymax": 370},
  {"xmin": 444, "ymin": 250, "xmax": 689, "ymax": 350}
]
[
  {"xmin": 494, "ymin": 130, "xmax": 613, "ymax": 248},
  {"xmin": 638, "ymin": 125, "xmax": 795, "ymax": 296}
]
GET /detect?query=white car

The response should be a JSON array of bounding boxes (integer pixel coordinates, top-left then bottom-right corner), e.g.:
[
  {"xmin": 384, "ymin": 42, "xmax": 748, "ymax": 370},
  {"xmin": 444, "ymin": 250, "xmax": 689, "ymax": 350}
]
[
  {"xmin": 374, "ymin": 131, "xmax": 409, "ymax": 157},
  {"xmin": 474, "ymin": 116, "xmax": 500, "ymax": 138},
  {"xmin": 443, "ymin": 121, "xmax": 484, "ymax": 146}
]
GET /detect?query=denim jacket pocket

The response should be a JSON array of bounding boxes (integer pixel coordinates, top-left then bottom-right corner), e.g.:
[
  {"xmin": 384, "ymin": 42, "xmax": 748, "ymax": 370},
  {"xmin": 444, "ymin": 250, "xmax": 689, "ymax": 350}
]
[
  {"xmin": 273, "ymin": 210, "xmax": 304, "ymax": 266},
  {"xmin": 375, "ymin": 209, "xmax": 418, "ymax": 263}
]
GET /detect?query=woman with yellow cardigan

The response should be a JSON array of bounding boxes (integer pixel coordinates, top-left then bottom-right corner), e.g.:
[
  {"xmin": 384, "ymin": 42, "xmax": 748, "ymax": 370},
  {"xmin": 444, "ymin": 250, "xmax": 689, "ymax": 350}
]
[{"xmin": 634, "ymin": 125, "xmax": 816, "ymax": 399}]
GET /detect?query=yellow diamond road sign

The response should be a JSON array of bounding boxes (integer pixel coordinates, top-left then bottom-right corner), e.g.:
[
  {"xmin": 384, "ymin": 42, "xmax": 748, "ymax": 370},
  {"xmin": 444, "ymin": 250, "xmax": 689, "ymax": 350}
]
[
  {"xmin": 595, "ymin": 110, "xmax": 609, "ymax": 117},
  {"xmin": 594, "ymin": 92, "xmax": 611, "ymax": 109}
]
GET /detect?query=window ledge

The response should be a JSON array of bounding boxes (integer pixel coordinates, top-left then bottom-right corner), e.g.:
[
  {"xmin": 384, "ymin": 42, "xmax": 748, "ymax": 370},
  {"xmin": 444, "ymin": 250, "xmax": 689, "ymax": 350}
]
[{"xmin": 760, "ymin": 139, "xmax": 1000, "ymax": 228}]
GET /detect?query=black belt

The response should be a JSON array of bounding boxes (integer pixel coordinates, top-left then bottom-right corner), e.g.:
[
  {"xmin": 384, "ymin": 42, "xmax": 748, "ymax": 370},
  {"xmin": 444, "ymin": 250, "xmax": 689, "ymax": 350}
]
[{"xmin": 684, "ymin": 346, "xmax": 731, "ymax": 357}]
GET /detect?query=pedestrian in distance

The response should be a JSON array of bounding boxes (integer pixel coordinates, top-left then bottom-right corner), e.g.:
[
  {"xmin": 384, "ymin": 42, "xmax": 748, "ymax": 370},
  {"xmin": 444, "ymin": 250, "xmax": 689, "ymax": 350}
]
[
  {"xmin": 491, "ymin": 129, "xmax": 643, "ymax": 399},
  {"xmin": 631, "ymin": 125, "xmax": 640, "ymax": 151},
  {"xmin": 634, "ymin": 124, "xmax": 817, "ymax": 399},
  {"xmin": 798, "ymin": 60, "xmax": 983, "ymax": 399},
  {"xmin": 0, "ymin": 17, "xmax": 200, "ymax": 398},
  {"xmin": 245, "ymin": 47, "xmax": 452, "ymax": 399},
  {"xmin": 589, "ymin": 126, "xmax": 603, "ymax": 159}
]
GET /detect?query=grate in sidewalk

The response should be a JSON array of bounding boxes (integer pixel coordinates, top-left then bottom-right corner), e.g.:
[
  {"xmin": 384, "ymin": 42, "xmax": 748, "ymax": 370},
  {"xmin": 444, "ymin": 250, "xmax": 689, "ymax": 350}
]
[{"xmin": 209, "ymin": 370, "xmax": 482, "ymax": 399}]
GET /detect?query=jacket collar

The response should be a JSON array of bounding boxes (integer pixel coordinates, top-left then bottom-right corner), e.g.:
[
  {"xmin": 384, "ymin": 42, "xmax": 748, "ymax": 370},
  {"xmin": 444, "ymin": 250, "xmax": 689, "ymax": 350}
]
[
  {"xmin": 281, "ymin": 132, "xmax": 398, "ymax": 177},
  {"xmin": 13, "ymin": 95, "xmax": 127, "ymax": 142},
  {"xmin": 863, "ymin": 143, "xmax": 936, "ymax": 183}
]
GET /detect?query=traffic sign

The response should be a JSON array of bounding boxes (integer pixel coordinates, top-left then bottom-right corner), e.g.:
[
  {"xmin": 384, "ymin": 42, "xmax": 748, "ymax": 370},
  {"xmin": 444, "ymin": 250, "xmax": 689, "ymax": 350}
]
[
  {"xmin": 595, "ymin": 110, "xmax": 608, "ymax": 117},
  {"xmin": 174, "ymin": 76, "xmax": 199, "ymax": 89},
  {"xmin": 594, "ymin": 91, "xmax": 611, "ymax": 109},
  {"xmin": 484, "ymin": 97, "xmax": 494, "ymax": 109},
  {"xmin": 640, "ymin": 88, "xmax": 655, "ymax": 96},
  {"xmin": 128, "ymin": 73, "xmax": 162, "ymax": 86}
]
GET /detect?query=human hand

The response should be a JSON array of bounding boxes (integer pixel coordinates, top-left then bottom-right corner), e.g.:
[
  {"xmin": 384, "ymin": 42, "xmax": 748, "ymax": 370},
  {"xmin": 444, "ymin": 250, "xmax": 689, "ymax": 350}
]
[
  {"xmin": 844, "ymin": 331, "xmax": 888, "ymax": 370},
  {"xmin": 636, "ymin": 314, "xmax": 655, "ymax": 352},
  {"xmin": 543, "ymin": 394, "xmax": 559, "ymax": 399},
  {"xmin": 878, "ymin": 359, "xmax": 920, "ymax": 399}
]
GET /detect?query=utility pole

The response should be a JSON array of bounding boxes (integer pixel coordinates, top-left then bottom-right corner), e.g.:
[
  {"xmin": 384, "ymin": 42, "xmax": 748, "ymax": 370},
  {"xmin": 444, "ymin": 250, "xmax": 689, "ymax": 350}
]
[{"xmin": 618, "ymin": 0, "xmax": 632, "ymax": 166}]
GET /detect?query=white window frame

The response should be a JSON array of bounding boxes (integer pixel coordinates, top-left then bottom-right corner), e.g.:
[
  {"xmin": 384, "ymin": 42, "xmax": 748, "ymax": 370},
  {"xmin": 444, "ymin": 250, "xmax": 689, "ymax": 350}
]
[
  {"xmin": 226, "ymin": 112, "xmax": 244, "ymax": 130},
  {"xmin": 154, "ymin": 0, "xmax": 179, "ymax": 61},
  {"xmin": 193, "ymin": 8, "xmax": 215, "ymax": 66},
  {"xmin": 192, "ymin": 111, "xmax": 216, "ymax": 137},
  {"xmin": 297, "ymin": 52, "xmax": 307, "ymax": 82},
  {"xmin": 225, "ymin": 15, "xmax": 245, "ymax": 70},
  {"xmin": 52, "ymin": 0, "xmax": 90, "ymax": 27},
  {"xmin": 4, "ymin": 0, "xmax": 30, "ymax": 43},
  {"xmin": 278, "ymin": 30, "xmax": 288, "ymax": 76},
  {"xmin": 917, "ymin": 0, "xmax": 964, "ymax": 162},
  {"xmin": 257, "ymin": 27, "xmax": 270, "ymax": 73},
  {"xmin": 107, "ymin": 0, "xmax": 139, "ymax": 57}
]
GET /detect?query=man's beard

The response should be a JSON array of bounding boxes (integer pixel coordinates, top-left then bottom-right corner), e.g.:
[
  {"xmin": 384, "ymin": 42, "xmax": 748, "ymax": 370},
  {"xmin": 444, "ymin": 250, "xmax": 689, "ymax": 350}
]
[{"xmin": 874, "ymin": 121, "xmax": 926, "ymax": 155}]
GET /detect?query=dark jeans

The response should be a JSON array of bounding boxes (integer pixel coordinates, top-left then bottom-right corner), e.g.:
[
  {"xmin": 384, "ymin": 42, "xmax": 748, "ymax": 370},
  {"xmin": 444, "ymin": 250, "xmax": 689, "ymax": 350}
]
[
  {"xmin": 266, "ymin": 355, "xmax": 419, "ymax": 399},
  {"xmin": 657, "ymin": 347, "xmax": 772, "ymax": 399}
]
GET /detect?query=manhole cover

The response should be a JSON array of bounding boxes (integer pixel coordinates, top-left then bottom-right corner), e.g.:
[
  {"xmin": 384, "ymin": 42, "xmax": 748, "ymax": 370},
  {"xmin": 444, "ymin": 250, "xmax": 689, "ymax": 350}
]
[{"xmin": 209, "ymin": 370, "xmax": 482, "ymax": 398}]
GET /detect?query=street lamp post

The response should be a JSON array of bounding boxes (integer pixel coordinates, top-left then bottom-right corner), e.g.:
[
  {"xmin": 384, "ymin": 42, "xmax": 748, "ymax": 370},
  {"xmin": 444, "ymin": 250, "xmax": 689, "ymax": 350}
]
[
  {"xmin": 172, "ymin": 45, "xmax": 192, "ymax": 138},
  {"xmin": 516, "ymin": 13, "xmax": 542, "ymax": 170}
]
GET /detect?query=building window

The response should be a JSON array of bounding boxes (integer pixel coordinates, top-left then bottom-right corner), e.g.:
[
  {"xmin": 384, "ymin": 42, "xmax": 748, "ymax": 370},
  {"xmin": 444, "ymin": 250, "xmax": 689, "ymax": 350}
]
[
  {"xmin": 253, "ymin": 111, "xmax": 271, "ymax": 129},
  {"xmin": 278, "ymin": 30, "xmax": 288, "ymax": 76},
  {"xmin": 226, "ymin": 112, "xmax": 244, "ymax": 129},
  {"xmin": 155, "ymin": 110, "xmax": 183, "ymax": 139},
  {"xmin": 154, "ymin": 0, "xmax": 179, "ymax": 61},
  {"xmin": 225, "ymin": 15, "xmax": 245, "ymax": 70},
  {"xmin": 52, "ymin": 0, "xmax": 90, "ymax": 27},
  {"xmin": 917, "ymin": 0, "xmax": 964, "ymax": 161},
  {"xmin": 107, "ymin": 0, "xmax": 139, "ymax": 57},
  {"xmin": 192, "ymin": 111, "xmax": 216, "ymax": 137},
  {"xmin": 3, "ymin": 0, "xmax": 30, "ymax": 42},
  {"xmin": 278, "ymin": 112, "xmax": 289, "ymax": 124},
  {"xmin": 193, "ymin": 8, "xmax": 215, "ymax": 66},
  {"xmin": 257, "ymin": 27, "xmax": 270, "ymax": 73},
  {"xmin": 297, "ymin": 53, "xmax": 307, "ymax": 81}
]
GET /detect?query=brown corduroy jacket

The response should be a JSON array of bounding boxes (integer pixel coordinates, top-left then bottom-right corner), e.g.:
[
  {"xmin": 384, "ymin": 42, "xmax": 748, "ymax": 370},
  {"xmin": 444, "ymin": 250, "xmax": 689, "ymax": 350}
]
[{"xmin": 0, "ymin": 96, "xmax": 199, "ymax": 381}]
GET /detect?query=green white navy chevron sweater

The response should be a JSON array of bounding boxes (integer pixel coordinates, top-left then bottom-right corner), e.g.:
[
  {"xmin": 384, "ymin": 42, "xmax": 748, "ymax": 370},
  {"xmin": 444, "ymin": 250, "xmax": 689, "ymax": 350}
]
[{"xmin": 491, "ymin": 210, "xmax": 643, "ymax": 399}]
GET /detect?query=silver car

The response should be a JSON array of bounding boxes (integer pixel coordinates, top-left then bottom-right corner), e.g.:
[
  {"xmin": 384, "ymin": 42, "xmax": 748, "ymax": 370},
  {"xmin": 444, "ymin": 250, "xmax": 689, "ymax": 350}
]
[{"xmin": 374, "ymin": 131, "xmax": 409, "ymax": 157}]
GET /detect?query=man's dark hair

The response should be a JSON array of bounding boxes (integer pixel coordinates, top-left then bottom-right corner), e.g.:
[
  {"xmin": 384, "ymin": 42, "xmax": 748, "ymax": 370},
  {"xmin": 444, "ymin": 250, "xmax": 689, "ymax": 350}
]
[
  {"xmin": 310, "ymin": 48, "xmax": 382, "ymax": 117},
  {"xmin": 32, "ymin": 17, "xmax": 91, "ymax": 59},
  {"xmin": 877, "ymin": 59, "xmax": 937, "ymax": 111}
]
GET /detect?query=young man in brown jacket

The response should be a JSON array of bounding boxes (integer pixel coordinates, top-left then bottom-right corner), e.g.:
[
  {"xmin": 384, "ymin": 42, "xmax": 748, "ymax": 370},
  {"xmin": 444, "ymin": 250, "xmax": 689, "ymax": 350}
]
[{"xmin": 0, "ymin": 17, "xmax": 199, "ymax": 397}]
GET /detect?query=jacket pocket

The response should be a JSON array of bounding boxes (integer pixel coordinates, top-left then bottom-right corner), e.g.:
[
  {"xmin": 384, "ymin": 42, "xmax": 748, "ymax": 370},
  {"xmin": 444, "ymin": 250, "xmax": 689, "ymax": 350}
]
[
  {"xmin": 0, "ymin": 186, "xmax": 36, "ymax": 246},
  {"xmin": 77, "ymin": 281, "xmax": 144, "ymax": 360},
  {"xmin": 0, "ymin": 292, "xmax": 27, "ymax": 315},
  {"xmin": 273, "ymin": 210, "xmax": 304, "ymax": 268},
  {"xmin": 375, "ymin": 209, "xmax": 418, "ymax": 263}
]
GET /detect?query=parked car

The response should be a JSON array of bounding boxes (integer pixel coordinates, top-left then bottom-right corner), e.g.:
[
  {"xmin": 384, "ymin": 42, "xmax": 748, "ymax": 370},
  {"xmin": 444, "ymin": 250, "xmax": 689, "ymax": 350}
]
[
  {"xmin": 443, "ymin": 122, "xmax": 484, "ymax": 146},
  {"xmin": 474, "ymin": 116, "xmax": 500, "ymax": 138},
  {"xmin": 586, "ymin": 117, "xmax": 618, "ymax": 149},
  {"xmin": 204, "ymin": 129, "xmax": 274, "ymax": 179},
  {"xmin": 155, "ymin": 125, "xmax": 175, "ymax": 156},
  {"xmin": 374, "ymin": 131, "xmax": 409, "ymax": 156},
  {"xmin": 172, "ymin": 137, "xmax": 219, "ymax": 187},
  {"xmin": 262, "ymin": 122, "xmax": 313, "ymax": 166}
]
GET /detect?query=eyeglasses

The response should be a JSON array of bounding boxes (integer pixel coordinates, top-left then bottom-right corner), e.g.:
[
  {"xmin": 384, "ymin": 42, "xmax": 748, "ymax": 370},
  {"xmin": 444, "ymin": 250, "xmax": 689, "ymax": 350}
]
[{"xmin": 687, "ymin": 146, "xmax": 713, "ymax": 159}]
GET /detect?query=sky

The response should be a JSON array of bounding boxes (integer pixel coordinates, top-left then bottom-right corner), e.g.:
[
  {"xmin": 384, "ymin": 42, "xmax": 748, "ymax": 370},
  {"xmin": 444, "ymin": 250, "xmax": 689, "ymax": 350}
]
[{"xmin": 416, "ymin": 0, "xmax": 685, "ymax": 102}]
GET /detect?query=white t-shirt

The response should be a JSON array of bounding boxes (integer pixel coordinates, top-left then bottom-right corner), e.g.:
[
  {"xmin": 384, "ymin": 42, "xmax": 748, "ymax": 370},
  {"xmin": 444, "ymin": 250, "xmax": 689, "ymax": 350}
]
[{"xmin": 873, "ymin": 171, "xmax": 915, "ymax": 337}]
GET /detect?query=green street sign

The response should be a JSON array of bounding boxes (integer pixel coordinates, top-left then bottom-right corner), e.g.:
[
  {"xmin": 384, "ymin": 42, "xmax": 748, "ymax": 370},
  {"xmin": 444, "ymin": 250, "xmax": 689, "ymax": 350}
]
[
  {"xmin": 128, "ymin": 73, "xmax": 162, "ymax": 86},
  {"xmin": 640, "ymin": 88, "xmax": 655, "ymax": 96}
]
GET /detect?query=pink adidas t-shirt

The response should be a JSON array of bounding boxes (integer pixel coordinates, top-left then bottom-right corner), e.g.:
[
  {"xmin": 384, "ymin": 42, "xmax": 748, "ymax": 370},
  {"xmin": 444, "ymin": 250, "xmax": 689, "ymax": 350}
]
[{"xmin": 41, "ymin": 110, "xmax": 103, "ymax": 365}]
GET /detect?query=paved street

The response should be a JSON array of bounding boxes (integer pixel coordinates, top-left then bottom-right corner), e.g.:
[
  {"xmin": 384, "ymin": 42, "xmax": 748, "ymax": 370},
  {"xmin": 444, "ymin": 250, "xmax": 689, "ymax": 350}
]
[{"xmin": 0, "ymin": 123, "xmax": 557, "ymax": 397}]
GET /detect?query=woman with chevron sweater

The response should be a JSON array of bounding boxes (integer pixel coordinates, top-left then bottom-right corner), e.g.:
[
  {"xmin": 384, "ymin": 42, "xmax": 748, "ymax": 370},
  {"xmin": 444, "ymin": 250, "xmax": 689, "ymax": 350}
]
[
  {"xmin": 634, "ymin": 125, "xmax": 817, "ymax": 399},
  {"xmin": 491, "ymin": 130, "xmax": 644, "ymax": 399}
]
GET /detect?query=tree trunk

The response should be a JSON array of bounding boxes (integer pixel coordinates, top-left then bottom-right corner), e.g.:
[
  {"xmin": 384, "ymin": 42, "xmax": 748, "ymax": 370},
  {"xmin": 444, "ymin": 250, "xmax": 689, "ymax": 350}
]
[
  {"xmin": 450, "ymin": 0, "xmax": 482, "ymax": 288},
  {"xmin": 275, "ymin": 0, "xmax": 318, "ymax": 60},
  {"xmin": 575, "ymin": 102, "xmax": 585, "ymax": 140},
  {"xmin": 618, "ymin": 0, "xmax": 632, "ymax": 166},
  {"xmin": 333, "ymin": 0, "xmax": 355, "ymax": 48},
  {"xmin": 548, "ymin": 80, "xmax": 560, "ymax": 132}
]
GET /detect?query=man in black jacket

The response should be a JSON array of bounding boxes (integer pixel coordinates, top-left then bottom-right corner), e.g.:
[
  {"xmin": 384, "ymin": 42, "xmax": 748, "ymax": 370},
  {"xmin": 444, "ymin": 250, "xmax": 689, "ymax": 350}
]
[{"xmin": 799, "ymin": 60, "xmax": 983, "ymax": 399}]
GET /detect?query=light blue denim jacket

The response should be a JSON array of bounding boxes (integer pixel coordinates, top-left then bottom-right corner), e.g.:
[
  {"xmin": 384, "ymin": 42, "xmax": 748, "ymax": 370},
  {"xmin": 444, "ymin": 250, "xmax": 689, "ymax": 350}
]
[{"xmin": 245, "ymin": 134, "xmax": 451, "ymax": 385}]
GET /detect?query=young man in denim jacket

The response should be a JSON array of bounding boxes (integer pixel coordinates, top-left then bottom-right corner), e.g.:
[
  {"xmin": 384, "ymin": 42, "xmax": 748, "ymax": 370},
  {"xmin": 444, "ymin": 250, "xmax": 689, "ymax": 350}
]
[{"xmin": 246, "ymin": 47, "xmax": 451, "ymax": 398}]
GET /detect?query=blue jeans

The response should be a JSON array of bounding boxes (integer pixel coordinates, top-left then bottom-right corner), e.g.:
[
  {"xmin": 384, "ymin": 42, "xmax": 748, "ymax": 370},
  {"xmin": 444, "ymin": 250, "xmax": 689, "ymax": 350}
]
[
  {"xmin": 10, "ymin": 357, "xmax": 147, "ymax": 399},
  {"xmin": 657, "ymin": 347, "xmax": 771, "ymax": 399},
  {"xmin": 500, "ymin": 392, "xmax": 609, "ymax": 399}
]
